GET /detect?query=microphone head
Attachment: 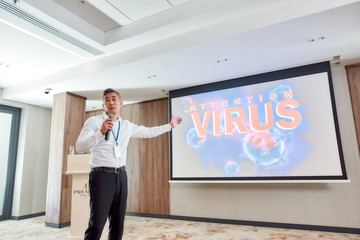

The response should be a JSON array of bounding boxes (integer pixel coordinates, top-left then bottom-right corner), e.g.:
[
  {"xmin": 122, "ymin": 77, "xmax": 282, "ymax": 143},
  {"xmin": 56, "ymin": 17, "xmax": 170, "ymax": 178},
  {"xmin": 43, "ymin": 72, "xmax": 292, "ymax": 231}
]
[{"xmin": 108, "ymin": 113, "xmax": 114, "ymax": 119}]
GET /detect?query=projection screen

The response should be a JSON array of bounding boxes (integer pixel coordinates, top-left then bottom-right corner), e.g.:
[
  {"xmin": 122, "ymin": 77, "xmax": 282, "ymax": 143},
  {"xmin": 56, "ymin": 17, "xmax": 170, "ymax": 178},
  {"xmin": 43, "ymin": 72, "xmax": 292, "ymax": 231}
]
[{"xmin": 169, "ymin": 62, "xmax": 347, "ymax": 182}]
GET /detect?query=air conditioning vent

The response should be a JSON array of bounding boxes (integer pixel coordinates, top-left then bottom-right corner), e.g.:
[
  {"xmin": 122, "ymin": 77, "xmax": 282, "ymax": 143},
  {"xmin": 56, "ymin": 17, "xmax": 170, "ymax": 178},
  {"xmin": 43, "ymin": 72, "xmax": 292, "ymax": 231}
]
[{"xmin": 0, "ymin": 0, "xmax": 104, "ymax": 56}]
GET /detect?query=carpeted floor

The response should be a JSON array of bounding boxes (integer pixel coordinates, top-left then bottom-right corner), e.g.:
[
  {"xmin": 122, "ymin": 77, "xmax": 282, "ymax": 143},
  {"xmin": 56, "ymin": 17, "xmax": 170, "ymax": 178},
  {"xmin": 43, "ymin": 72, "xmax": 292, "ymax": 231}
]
[{"xmin": 0, "ymin": 215, "xmax": 360, "ymax": 240}]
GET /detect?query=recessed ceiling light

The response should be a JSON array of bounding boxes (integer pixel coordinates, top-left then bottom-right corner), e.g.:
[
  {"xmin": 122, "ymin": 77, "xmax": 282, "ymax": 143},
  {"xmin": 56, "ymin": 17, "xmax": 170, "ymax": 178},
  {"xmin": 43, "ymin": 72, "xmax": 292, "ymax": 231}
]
[
  {"xmin": 0, "ymin": 62, "xmax": 10, "ymax": 68},
  {"xmin": 217, "ymin": 58, "xmax": 229, "ymax": 63},
  {"xmin": 308, "ymin": 36, "xmax": 326, "ymax": 43}
]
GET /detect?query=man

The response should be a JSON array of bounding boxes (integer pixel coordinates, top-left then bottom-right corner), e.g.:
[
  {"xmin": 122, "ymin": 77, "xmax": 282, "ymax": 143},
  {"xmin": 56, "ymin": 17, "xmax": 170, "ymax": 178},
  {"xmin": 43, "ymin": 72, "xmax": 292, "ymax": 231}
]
[{"xmin": 75, "ymin": 88, "xmax": 182, "ymax": 240}]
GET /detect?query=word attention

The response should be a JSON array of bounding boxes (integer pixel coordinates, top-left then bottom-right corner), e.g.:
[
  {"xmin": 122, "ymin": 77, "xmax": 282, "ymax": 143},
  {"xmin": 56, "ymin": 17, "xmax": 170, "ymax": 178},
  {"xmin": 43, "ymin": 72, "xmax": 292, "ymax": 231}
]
[{"xmin": 188, "ymin": 90, "xmax": 302, "ymax": 136}]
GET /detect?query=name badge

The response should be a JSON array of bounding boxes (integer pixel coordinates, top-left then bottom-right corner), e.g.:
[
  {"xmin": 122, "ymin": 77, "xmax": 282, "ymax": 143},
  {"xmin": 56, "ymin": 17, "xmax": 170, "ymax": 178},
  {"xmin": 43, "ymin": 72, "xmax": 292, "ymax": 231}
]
[{"xmin": 114, "ymin": 145, "xmax": 122, "ymax": 158}]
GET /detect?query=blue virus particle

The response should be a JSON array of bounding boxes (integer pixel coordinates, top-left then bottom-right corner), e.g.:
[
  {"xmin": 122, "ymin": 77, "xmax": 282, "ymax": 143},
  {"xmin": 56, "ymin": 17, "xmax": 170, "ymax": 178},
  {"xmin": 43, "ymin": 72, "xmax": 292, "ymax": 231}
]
[
  {"xmin": 243, "ymin": 129, "xmax": 285, "ymax": 166},
  {"xmin": 225, "ymin": 161, "xmax": 239, "ymax": 177},
  {"xmin": 271, "ymin": 84, "xmax": 293, "ymax": 104},
  {"xmin": 186, "ymin": 128, "xmax": 207, "ymax": 148}
]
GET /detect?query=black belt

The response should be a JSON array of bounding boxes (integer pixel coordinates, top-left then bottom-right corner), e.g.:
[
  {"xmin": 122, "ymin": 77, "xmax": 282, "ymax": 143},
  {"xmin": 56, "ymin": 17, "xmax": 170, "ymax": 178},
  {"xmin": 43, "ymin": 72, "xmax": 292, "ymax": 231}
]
[{"xmin": 91, "ymin": 166, "xmax": 126, "ymax": 174}]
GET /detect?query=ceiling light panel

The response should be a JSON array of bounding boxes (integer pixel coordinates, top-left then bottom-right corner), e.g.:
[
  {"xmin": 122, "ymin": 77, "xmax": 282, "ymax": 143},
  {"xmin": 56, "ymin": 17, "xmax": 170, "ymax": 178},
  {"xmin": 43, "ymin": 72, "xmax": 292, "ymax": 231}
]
[{"xmin": 106, "ymin": 0, "xmax": 171, "ymax": 22}]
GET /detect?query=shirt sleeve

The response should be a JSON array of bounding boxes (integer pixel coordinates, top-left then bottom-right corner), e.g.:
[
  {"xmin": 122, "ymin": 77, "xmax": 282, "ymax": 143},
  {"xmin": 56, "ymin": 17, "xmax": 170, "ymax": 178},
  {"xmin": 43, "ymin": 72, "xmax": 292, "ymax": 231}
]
[
  {"xmin": 75, "ymin": 117, "xmax": 104, "ymax": 153},
  {"xmin": 130, "ymin": 123, "xmax": 172, "ymax": 138}
]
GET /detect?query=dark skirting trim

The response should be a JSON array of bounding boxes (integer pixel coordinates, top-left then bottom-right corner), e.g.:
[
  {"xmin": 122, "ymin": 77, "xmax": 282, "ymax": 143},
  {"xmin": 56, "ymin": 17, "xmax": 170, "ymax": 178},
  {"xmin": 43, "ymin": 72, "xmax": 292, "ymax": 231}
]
[
  {"xmin": 8, "ymin": 212, "xmax": 70, "ymax": 229},
  {"xmin": 10, "ymin": 212, "xmax": 45, "ymax": 220},
  {"xmin": 45, "ymin": 221, "xmax": 70, "ymax": 228},
  {"xmin": 126, "ymin": 212, "xmax": 360, "ymax": 235}
]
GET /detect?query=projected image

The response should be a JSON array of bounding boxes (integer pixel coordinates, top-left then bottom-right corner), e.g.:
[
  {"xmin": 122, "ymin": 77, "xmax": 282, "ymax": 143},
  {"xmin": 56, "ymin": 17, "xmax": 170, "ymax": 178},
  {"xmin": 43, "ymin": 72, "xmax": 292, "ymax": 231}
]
[
  {"xmin": 180, "ymin": 82, "xmax": 312, "ymax": 177},
  {"xmin": 170, "ymin": 62, "xmax": 346, "ymax": 181}
]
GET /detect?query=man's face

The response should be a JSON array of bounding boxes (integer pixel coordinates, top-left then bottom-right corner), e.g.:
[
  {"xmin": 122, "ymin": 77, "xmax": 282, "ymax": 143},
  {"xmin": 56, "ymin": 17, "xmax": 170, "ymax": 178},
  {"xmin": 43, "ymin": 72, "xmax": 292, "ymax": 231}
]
[{"xmin": 102, "ymin": 92, "xmax": 123, "ymax": 115}]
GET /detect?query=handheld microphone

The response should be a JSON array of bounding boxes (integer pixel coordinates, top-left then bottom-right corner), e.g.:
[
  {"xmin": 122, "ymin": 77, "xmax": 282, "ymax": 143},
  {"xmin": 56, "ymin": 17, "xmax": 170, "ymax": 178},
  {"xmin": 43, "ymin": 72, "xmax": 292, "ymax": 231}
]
[{"xmin": 105, "ymin": 113, "xmax": 114, "ymax": 141}]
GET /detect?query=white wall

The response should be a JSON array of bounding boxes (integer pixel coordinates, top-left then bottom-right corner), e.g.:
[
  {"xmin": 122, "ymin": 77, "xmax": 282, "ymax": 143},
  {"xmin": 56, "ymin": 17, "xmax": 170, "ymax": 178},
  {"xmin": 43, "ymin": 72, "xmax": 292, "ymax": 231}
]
[
  {"xmin": 170, "ymin": 61, "xmax": 360, "ymax": 229},
  {"xmin": 0, "ymin": 97, "xmax": 52, "ymax": 217}
]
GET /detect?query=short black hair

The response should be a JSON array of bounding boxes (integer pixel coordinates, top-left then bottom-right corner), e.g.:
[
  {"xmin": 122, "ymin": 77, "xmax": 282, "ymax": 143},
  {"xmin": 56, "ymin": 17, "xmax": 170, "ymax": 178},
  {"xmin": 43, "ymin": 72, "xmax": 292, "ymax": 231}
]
[{"xmin": 103, "ymin": 88, "xmax": 120, "ymax": 99}]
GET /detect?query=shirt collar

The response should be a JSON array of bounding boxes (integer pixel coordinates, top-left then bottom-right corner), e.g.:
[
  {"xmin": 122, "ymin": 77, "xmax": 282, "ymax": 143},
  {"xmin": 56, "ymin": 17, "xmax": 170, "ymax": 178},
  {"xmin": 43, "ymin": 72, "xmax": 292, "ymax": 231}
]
[{"xmin": 102, "ymin": 112, "xmax": 122, "ymax": 121}]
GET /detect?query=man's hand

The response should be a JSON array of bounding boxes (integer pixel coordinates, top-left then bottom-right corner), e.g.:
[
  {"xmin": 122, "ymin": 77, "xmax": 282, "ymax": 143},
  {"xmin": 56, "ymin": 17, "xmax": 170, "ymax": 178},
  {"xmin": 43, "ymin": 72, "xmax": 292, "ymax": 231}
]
[
  {"xmin": 100, "ymin": 118, "xmax": 114, "ymax": 135},
  {"xmin": 170, "ymin": 115, "xmax": 182, "ymax": 128}
]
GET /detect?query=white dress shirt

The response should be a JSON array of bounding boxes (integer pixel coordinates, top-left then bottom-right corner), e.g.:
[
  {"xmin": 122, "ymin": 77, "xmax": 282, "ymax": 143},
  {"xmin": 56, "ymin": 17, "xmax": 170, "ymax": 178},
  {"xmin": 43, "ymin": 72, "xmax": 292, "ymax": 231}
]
[{"xmin": 76, "ymin": 112, "xmax": 172, "ymax": 168}]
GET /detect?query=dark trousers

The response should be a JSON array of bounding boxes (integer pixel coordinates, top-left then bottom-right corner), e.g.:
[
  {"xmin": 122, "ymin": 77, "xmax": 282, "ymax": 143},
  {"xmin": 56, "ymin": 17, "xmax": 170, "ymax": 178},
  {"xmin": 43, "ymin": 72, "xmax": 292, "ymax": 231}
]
[{"xmin": 84, "ymin": 170, "xmax": 128, "ymax": 240}]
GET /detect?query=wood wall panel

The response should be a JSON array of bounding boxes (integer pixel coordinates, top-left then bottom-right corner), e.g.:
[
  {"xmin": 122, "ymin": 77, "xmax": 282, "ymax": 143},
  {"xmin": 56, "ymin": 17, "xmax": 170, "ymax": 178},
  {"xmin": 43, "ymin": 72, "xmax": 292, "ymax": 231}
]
[
  {"xmin": 120, "ymin": 103, "xmax": 142, "ymax": 213},
  {"xmin": 346, "ymin": 63, "xmax": 360, "ymax": 153},
  {"xmin": 139, "ymin": 99, "xmax": 169, "ymax": 214},
  {"xmin": 85, "ymin": 98, "xmax": 170, "ymax": 215},
  {"xmin": 46, "ymin": 93, "xmax": 86, "ymax": 226}
]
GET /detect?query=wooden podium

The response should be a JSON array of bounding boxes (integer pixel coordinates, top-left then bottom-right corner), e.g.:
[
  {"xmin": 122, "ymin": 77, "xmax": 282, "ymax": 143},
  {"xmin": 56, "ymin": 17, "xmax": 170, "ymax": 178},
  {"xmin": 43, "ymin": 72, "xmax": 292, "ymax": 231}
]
[{"xmin": 66, "ymin": 154, "xmax": 109, "ymax": 239}]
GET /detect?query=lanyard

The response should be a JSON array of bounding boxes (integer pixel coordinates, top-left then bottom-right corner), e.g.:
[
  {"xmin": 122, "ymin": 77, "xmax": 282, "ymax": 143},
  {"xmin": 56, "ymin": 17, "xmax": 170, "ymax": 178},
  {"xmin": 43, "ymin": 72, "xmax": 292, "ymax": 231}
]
[{"xmin": 111, "ymin": 121, "xmax": 120, "ymax": 146}]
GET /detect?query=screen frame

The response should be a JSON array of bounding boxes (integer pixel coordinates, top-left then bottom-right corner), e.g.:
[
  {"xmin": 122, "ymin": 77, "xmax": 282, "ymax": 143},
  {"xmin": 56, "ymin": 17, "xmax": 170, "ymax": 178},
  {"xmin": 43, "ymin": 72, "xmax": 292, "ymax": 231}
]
[{"xmin": 169, "ymin": 61, "xmax": 347, "ymax": 182}]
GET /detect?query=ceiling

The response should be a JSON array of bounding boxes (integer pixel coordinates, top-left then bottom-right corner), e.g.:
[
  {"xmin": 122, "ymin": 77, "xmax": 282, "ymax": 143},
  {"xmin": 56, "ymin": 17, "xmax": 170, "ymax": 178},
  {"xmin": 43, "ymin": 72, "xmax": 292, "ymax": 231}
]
[{"xmin": 0, "ymin": 0, "xmax": 360, "ymax": 111}]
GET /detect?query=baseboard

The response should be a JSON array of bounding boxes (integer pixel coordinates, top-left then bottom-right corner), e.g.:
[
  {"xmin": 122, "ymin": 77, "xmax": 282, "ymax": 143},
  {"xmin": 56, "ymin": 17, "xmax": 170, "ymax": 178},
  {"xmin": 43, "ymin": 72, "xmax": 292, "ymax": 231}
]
[
  {"xmin": 126, "ymin": 212, "xmax": 360, "ymax": 235},
  {"xmin": 45, "ymin": 221, "xmax": 71, "ymax": 228},
  {"xmin": 9, "ymin": 212, "xmax": 70, "ymax": 229},
  {"xmin": 10, "ymin": 212, "xmax": 45, "ymax": 220}
]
